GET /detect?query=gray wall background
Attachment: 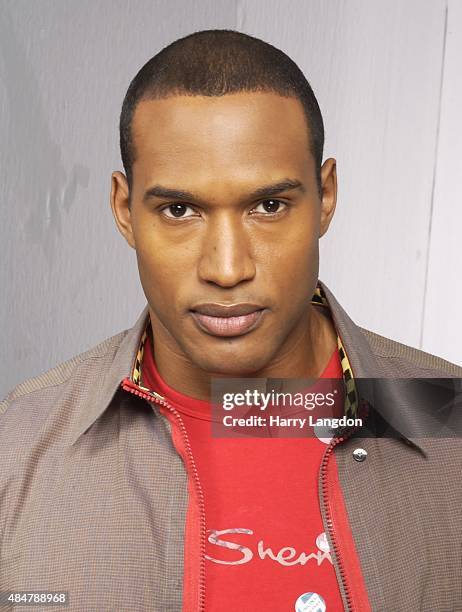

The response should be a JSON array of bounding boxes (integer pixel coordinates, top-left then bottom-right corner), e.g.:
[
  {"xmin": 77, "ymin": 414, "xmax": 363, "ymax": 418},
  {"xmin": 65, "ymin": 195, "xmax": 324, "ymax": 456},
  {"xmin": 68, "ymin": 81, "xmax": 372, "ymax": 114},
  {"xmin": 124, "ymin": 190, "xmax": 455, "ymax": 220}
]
[{"xmin": 1, "ymin": 0, "xmax": 461, "ymax": 398}]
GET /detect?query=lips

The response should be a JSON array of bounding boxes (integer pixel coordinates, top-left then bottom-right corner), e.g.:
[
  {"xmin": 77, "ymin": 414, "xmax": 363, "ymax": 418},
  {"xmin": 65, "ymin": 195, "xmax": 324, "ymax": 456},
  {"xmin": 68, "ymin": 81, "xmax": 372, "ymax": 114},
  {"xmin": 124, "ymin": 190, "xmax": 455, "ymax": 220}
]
[{"xmin": 190, "ymin": 303, "xmax": 266, "ymax": 337}]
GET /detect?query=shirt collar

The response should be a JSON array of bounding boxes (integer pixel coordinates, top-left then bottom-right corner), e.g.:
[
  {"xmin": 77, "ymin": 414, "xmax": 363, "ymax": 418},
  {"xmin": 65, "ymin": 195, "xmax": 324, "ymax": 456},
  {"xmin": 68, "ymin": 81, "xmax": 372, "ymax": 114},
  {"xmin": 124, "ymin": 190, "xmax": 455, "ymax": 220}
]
[
  {"xmin": 317, "ymin": 280, "xmax": 448, "ymax": 456},
  {"xmin": 69, "ymin": 280, "xmax": 433, "ymax": 454},
  {"xmin": 69, "ymin": 303, "xmax": 151, "ymax": 446}
]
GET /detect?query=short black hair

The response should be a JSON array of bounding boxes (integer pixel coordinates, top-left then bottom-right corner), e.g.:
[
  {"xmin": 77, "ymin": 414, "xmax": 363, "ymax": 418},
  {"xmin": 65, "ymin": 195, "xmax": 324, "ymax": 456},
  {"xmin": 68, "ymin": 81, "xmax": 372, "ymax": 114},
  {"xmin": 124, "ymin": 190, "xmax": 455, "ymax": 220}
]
[{"xmin": 119, "ymin": 29, "xmax": 324, "ymax": 198}]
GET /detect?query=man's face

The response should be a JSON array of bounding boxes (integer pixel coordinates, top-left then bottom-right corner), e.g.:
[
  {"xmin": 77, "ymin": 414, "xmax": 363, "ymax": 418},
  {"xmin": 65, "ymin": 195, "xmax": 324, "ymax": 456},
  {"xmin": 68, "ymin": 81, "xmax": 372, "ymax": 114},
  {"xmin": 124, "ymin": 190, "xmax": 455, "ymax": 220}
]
[{"xmin": 111, "ymin": 92, "xmax": 336, "ymax": 375}]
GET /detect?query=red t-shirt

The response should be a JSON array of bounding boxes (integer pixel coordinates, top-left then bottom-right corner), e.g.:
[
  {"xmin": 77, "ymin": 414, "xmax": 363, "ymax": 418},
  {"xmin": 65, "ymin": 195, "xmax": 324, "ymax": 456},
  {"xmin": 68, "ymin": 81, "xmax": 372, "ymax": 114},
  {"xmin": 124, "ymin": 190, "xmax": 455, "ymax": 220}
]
[{"xmin": 142, "ymin": 336, "xmax": 345, "ymax": 611}]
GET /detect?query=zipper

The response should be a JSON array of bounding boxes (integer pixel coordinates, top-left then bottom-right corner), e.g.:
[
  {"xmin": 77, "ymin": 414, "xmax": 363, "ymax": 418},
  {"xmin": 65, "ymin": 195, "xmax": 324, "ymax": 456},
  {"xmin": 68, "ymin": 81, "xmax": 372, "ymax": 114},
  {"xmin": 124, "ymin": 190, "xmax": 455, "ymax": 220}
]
[
  {"xmin": 121, "ymin": 376, "xmax": 207, "ymax": 612},
  {"xmin": 122, "ymin": 372, "xmax": 368, "ymax": 612},
  {"xmin": 319, "ymin": 400, "xmax": 370, "ymax": 612}
]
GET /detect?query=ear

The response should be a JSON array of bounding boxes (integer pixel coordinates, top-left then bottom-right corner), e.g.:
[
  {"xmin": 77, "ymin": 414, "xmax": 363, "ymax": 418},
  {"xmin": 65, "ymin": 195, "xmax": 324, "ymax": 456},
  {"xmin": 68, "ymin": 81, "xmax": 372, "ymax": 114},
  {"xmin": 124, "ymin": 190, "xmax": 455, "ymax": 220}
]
[
  {"xmin": 110, "ymin": 171, "xmax": 136, "ymax": 249},
  {"xmin": 319, "ymin": 158, "xmax": 337, "ymax": 238}
]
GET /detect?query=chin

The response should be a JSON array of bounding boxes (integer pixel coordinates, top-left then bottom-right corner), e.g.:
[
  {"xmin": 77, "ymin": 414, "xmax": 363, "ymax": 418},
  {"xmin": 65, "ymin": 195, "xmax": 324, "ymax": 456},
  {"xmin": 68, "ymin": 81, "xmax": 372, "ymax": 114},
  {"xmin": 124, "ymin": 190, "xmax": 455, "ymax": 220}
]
[{"xmin": 192, "ymin": 351, "xmax": 270, "ymax": 377}]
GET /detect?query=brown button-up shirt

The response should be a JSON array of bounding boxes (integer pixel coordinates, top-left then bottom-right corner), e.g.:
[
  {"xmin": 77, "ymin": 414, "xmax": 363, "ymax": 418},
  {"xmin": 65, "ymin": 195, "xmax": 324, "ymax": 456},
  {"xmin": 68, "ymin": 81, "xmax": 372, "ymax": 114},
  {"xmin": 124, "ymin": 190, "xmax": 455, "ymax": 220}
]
[{"xmin": 1, "ymin": 279, "xmax": 462, "ymax": 611}]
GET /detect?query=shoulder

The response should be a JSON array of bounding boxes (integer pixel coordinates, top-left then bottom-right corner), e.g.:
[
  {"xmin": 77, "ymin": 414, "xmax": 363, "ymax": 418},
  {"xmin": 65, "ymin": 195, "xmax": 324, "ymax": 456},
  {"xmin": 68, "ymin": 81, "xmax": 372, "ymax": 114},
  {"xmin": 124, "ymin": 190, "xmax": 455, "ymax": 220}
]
[
  {"xmin": 357, "ymin": 325, "xmax": 462, "ymax": 377},
  {"xmin": 0, "ymin": 328, "xmax": 128, "ymax": 419}
]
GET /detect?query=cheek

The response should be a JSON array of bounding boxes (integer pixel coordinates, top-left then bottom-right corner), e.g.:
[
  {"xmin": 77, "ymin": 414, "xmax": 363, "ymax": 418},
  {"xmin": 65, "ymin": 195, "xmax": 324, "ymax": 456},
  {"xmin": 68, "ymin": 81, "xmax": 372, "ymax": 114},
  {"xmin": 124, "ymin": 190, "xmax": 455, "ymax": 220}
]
[
  {"xmin": 135, "ymin": 245, "xmax": 174, "ymax": 308},
  {"xmin": 135, "ymin": 231, "xmax": 197, "ymax": 314},
  {"xmin": 259, "ymin": 230, "xmax": 318, "ymax": 290}
]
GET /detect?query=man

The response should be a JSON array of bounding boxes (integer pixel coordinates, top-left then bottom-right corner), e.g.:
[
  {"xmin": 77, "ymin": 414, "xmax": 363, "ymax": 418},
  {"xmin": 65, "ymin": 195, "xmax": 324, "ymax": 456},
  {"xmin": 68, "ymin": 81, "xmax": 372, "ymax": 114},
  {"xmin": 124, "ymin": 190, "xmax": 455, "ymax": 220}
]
[{"xmin": 1, "ymin": 29, "xmax": 461, "ymax": 612}]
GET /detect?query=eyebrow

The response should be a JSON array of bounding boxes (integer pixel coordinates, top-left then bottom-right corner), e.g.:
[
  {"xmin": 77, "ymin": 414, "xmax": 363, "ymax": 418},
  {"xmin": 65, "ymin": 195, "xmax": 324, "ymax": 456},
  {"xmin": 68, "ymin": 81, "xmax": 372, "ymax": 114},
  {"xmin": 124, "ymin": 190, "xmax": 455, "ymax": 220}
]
[{"xmin": 142, "ymin": 178, "xmax": 306, "ymax": 205}]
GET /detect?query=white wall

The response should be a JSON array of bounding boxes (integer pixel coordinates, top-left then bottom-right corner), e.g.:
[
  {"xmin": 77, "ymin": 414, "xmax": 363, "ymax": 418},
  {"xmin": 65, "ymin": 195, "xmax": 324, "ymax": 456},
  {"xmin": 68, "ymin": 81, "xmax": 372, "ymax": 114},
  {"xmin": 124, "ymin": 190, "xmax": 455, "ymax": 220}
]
[
  {"xmin": 1, "ymin": 0, "xmax": 460, "ymax": 398},
  {"xmin": 422, "ymin": 0, "xmax": 462, "ymax": 366}
]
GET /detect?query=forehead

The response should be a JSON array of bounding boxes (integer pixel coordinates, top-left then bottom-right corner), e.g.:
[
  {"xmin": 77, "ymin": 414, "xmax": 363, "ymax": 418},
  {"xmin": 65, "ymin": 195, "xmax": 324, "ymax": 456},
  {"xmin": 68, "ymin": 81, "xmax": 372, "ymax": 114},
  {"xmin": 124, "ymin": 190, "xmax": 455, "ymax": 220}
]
[{"xmin": 130, "ymin": 92, "xmax": 312, "ymax": 176}]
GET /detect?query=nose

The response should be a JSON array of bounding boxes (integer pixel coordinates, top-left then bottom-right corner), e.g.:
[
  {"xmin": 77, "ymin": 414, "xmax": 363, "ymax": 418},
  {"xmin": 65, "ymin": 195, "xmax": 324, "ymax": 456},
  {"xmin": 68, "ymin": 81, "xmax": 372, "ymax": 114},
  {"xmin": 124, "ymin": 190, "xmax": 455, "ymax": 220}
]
[{"xmin": 197, "ymin": 213, "xmax": 256, "ymax": 287}]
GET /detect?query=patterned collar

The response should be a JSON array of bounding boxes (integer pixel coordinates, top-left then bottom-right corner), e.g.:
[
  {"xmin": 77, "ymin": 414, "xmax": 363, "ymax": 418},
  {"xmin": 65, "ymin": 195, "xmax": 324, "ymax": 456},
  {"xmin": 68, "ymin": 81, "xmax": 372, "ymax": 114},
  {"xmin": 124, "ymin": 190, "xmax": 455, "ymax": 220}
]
[{"xmin": 130, "ymin": 282, "xmax": 359, "ymax": 419}]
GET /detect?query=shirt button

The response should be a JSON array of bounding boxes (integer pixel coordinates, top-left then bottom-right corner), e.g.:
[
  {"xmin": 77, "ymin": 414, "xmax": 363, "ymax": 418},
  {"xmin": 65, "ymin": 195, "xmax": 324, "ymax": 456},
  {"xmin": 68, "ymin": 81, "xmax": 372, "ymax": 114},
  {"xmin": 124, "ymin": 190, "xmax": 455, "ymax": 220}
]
[
  {"xmin": 353, "ymin": 448, "xmax": 367, "ymax": 462},
  {"xmin": 295, "ymin": 592, "xmax": 326, "ymax": 612}
]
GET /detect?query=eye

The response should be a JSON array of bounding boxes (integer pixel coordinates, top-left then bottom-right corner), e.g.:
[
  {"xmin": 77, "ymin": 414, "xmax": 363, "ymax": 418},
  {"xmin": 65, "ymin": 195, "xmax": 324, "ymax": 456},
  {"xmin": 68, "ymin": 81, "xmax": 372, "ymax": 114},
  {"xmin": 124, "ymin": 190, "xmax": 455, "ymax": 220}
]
[
  {"xmin": 251, "ymin": 199, "xmax": 287, "ymax": 215},
  {"xmin": 160, "ymin": 203, "xmax": 197, "ymax": 219}
]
